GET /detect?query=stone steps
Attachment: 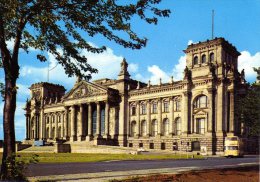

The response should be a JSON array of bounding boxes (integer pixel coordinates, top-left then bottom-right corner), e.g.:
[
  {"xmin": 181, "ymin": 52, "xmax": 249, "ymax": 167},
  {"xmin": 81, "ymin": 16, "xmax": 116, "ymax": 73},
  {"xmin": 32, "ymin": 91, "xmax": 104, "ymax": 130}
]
[{"xmin": 19, "ymin": 146, "xmax": 55, "ymax": 153}]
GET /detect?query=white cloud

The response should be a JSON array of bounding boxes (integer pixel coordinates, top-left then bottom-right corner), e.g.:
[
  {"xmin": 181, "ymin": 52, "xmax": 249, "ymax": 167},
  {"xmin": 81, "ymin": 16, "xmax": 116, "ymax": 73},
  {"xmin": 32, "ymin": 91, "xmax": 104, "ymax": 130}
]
[
  {"xmin": 238, "ymin": 51, "xmax": 260, "ymax": 82},
  {"xmin": 19, "ymin": 44, "xmax": 124, "ymax": 88},
  {"xmin": 148, "ymin": 65, "xmax": 170, "ymax": 84},
  {"xmin": 172, "ymin": 55, "xmax": 186, "ymax": 81},
  {"xmin": 132, "ymin": 54, "xmax": 187, "ymax": 84},
  {"xmin": 188, "ymin": 40, "xmax": 193, "ymax": 45},
  {"xmin": 128, "ymin": 63, "xmax": 139, "ymax": 73}
]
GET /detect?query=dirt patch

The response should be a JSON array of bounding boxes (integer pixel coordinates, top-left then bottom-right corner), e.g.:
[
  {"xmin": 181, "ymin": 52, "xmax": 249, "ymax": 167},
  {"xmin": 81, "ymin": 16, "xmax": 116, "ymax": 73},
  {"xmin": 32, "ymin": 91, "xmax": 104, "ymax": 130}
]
[{"xmin": 111, "ymin": 165, "xmax": 259, "ymax": 182}]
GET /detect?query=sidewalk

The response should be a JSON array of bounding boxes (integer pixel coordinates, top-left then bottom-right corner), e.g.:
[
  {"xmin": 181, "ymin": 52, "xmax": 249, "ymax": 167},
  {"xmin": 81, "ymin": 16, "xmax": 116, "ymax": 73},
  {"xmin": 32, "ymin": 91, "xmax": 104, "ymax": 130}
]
[{"xmin": 27, "ymin": 162, "xmax": 258, "ymax": 182}]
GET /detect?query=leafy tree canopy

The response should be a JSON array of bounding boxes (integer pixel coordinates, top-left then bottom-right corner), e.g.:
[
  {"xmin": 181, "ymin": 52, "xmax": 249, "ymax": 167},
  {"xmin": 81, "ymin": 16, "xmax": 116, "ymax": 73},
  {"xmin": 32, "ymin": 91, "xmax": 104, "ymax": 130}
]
[
  {"xmin": 0, "ymin": 0, "xmax": 170, "ymax": 80},
  {"xmin": 237, "ymin": 68, "xmax": 260, "ymax": 137}
]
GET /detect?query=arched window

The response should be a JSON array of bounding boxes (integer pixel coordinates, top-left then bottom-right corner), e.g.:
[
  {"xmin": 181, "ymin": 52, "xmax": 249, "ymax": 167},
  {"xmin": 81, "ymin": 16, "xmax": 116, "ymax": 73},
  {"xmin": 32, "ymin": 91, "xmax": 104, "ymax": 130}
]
[
  {"xmin": 151, "ymin": 120, "xmax": 158, "ymax": 137},
  {"xmin": 131, "ymin": 106, "xmax": 136, "ymax": 115},
  {"xmin": 141, "ymin": 120, "xmax": 146, "ymax": 136},
  {"xmin": 131, "ymin": 121, "xmax": 136, "ymax": 137},
  {"xmin": 162, "ymin": 119, "xmax": 169, "ymax": 136},
  {"xmin": 201, "ymin": 54, "xmax": 206, "ymax": 64},
  {"xmin": 152, "ymin": 102, "xmax": 157, "ymax": 113},
  {"xmin": 193, "ymin": 56, "xmax": 198, "ymax": 65},
  {"xmin": 175, "ymin": 117, "xmax": 181, "ymax": 135},
  {"xmin": 140, "ymin": 104, "xmax": 146, "ymax": 115},
  {"xmin": 163, "ymin": 102, "xmax": 169, "ymax": 112},
  {"xmin": 194, "ymin": 95, "xmax": 208, "ymax": 108},
  {"xmin": 210, "ymin": 53, "xmax": 214, "ymax": 62}
]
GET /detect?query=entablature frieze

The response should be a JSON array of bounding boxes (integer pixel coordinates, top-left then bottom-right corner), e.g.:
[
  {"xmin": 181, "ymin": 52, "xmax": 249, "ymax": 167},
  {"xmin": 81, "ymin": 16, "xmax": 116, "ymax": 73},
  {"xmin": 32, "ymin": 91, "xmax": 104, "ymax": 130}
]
[{"xmin": 129, "ymin": 83, "xmax": 184, "ymax": 97}]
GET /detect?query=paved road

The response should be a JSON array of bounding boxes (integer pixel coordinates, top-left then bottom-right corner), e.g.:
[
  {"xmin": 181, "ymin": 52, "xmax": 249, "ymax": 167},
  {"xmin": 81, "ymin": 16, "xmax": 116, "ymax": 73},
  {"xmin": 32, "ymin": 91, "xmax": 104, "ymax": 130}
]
[{"xmin": 26, "ymin": 155, "xmax": 259, "ymax": 177}]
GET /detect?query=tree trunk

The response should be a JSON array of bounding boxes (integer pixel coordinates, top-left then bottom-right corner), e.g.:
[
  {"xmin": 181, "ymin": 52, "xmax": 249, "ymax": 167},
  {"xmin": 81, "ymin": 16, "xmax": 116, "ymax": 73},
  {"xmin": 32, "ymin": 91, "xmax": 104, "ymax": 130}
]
[{"xmin": 0, "ymin": 72, "xmax": 17, "ymax": 179}]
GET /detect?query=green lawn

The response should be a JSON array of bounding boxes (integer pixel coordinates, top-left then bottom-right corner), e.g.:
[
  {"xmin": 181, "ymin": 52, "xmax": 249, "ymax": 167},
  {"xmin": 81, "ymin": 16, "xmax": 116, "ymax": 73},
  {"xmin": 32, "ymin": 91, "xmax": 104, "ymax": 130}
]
[{"xmin": 0, "ymin": 152, "xmax": 203, "ymax": 163}]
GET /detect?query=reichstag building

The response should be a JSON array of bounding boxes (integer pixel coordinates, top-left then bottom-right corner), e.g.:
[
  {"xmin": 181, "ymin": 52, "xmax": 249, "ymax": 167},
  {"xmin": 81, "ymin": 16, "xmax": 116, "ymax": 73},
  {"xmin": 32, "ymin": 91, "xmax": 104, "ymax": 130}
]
[{"xmin": 24, "ymin": 38, "xmax": 247, "ymax": 155}]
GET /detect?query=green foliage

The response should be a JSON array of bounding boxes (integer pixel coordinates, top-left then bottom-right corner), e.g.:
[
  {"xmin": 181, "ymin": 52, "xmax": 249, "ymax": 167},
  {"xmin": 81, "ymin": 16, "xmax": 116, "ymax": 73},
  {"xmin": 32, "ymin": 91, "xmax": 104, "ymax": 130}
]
[
  {"xmin": 237, "ymin": 83, "xmax": 260, "ymax": 136},
  {"xmin": 253, "ymin": 67, "xmax": 260, "ymax": 82},
  {"xmin": 0, "ymin": 153, "xmax": 39, "ymax": 181},
  {"xmin": 0, "ymin": 0, "xmax": 170, "ymax": 80}
]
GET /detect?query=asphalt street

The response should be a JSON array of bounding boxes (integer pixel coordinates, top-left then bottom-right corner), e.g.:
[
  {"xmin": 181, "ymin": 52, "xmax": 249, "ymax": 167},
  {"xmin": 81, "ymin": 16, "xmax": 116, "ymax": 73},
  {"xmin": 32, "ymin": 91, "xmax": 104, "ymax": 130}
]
[{"xmin": 26, "ymin": 155, "xmax": 259, "ymax": 177}]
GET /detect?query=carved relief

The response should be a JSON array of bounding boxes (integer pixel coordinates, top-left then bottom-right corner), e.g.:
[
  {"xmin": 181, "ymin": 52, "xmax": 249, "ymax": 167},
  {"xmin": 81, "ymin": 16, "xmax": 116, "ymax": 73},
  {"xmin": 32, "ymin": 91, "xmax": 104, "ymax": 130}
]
[{"xmin": 72, "ymin": 84, "xmax": 104, "ymax": 99}]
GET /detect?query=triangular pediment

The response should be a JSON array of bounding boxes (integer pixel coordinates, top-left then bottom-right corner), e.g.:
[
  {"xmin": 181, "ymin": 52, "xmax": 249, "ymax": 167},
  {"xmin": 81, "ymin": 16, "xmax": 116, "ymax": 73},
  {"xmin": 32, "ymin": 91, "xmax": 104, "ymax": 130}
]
[
  {"xmin": 63, "ymin": 80, "xmax": 108, "ymax": 100},
  {"xmin": 193, "ymin": 109, "xmax": 207, "ymax": 115}
]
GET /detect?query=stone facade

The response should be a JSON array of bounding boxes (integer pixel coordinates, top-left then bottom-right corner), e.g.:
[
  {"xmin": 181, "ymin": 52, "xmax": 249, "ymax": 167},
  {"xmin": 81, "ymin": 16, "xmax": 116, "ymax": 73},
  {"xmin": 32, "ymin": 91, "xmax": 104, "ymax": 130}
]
[{"xmin": 24, "ymin": 38, "xmax": 247, "ymax": 155}]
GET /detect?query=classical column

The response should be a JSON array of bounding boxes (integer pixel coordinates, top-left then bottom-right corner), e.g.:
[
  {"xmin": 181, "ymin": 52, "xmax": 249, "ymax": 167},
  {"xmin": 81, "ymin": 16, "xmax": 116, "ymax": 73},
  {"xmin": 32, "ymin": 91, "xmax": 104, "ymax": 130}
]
[
  {"xmin": 35, "ymin": 114, "xmax": 39, "ymax": 139},
  {"xmin": 96, "ymin": 102, "xmax": 101, "ymax": 137},
  {"xmin": 54, "ymin": 113, "xmax": 58, "ymax": 139},
  {"xmin": 158, "ymin": 98, "xmax": 162, "ymax": 136},
  {"xmin": 207, "ymin": 88, "xmax": 213, "ymax": 133},
  {"xmin": 146, "ymin": 100, "xmax": 151, "ymax": 137},
  {"xmin": 136, "ymin": 101, "xmax": 140, "ymax": 137},
  {"xmin": 25, "ymin": 114, "xmax": 29, "ymax": 139},
  {"xmin": 216, "ymin": 82, "xmax": 224, "ymax": 133},
  {"xmin": 170, "ymin": 98, "xmax": 174, "ymax": 135},
  {"xmin": 181, "ymin": 92, "xmax": 188, "ymax": 134},
  {"xmin": 105, "ymin": 101, "xmax": 110, "ymax": 137},
  {"xmin": 61, "ymin": 112, "xmax": 64, "ymax": 138},
  {"xmin": 70, "ymin": 105, "xmax": 76, "ymax": 141},
  {"xmin": 229, "ymin": 89, "xmax": 234, "ymax": 133},
  {"xmin": 64, "ymin": 107, "xmax": 69, "ymax": 139},
  {"xmin": 49, "ymin": 114, "xmax": 52, "ymax": 139},
  {"xmin": 28, "ymin": 115, "xmax": 31, "ymax": 139},
  {"xmin": 78, "ymin": 104, "xmax": 84, "ymax": 141},
  {"xmin": 88, "ymin": 103, "xmax": 92, "ymax": 137}
]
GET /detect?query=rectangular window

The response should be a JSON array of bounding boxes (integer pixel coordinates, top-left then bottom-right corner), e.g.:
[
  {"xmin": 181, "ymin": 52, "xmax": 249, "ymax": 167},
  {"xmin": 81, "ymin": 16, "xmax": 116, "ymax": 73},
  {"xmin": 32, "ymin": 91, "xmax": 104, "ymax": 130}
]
[
  {"xmin": 176, "ymin": 101, "xmax": 181, "ymax": 111},
  {"xmin": 196, "ymin": 118, "xmax": 205, "ymax": 134},
  {"xmin": 152, "ymin": 103, "xmax": 157, "ymax": 113},
  {"xmin": 163, "ymin": 102, "xmax": 169, "ymax": 112},
  {"xmin": 141, "ymin": 105, "xmax": 146, "ymax": 115},
  {"xmin": 131, "ymin": 106, "xmax": 136, "ymax": 115}
]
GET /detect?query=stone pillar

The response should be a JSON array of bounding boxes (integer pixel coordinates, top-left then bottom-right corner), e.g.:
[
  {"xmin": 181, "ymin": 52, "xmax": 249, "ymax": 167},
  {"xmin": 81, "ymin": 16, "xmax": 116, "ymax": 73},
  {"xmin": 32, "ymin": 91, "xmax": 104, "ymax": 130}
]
[
  {"xmin": 35, "ymin": 114, "xmax": 39, "ymax": 139},
  {"xmin": 158, "ymin": 98, "xmax": 162, "ymax": 136},
  {"xmin": 25, "ymin": 114, "xmax": 29, "ymax": 139},
  {"xmin": 105, "ymin": 101, "xmax": 110, "ymax": 137},
  {"xmin": 70, "ymin": 105, "xmax": 76, "ymax": 141},
  {"xmin": 61, "ymin": 112, "xmax": 64, "ymax": 138},
  {"xmin": 146, "ymin": 100, "xmax": 151, "ymax": 137},
  {"xmin": 28, "ymin": 115, "xmax": 32, "ymax": 139},
  {"xmin": 78, "ymin": 104, "xmax": 84, "ymax": 141},
  {"xmin": 40, "ymin": 112, "xmax": 45, "ymax": 140},
  {"xmin": 49, "ymin": 114, "xmax": 52, "ymax": 139},
  {"xmin": 54, "ymin": 113, "xmax": 58, "ymax": 139},
  {"xmin": 170, "ymin": 98, "xmax": 174, "ymax": 135},
  {"xmin": 182, "ymin": 92, "xmax": 188, "ymax": 135},
  {"xmin": 216, "ymin": 82, "xmax": 224, "ymax": 133},
  {"xmin": 87, "ymin": 103, "xmax": 92, "ymax": 137},
  {"xmin": 96, "ymin": 102, "xmax": 101, "ymax": 137},
  {"xmin": 207, "ymin": 88, "xmax": 213, "ymax": 133},
  {"xmin": 64, "ymin": 107, "xmax": 69, "ymax": 139},
  {"xmin": 136, "ymin": 101, "xmax": 140, "ymax": 137},
  {"xmin": 229, "ymin": 89, "xmax": 234, "ymax": 133}
]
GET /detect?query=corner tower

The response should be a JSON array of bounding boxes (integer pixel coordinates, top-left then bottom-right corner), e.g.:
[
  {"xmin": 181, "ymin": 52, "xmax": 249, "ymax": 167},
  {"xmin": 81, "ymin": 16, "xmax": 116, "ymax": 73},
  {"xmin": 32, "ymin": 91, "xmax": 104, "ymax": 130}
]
[{"xmin": 184, "ymin": 38, "xmax": 241, "ymax": 79}]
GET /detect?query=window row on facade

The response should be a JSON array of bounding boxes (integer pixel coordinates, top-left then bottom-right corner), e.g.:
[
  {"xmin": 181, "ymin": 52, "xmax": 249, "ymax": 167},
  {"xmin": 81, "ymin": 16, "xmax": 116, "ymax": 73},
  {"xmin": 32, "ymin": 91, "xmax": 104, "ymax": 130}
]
[
  {"xmin": 193, "ymin": 52, "xmax": 214, "ymax": 65},
  {"xmin": 131, "ymin": 98, "xmax": 182, "ymax": 116},
  {"xmin": 130, "ymin": 117, "xmax": 182, "ymax": 137}
]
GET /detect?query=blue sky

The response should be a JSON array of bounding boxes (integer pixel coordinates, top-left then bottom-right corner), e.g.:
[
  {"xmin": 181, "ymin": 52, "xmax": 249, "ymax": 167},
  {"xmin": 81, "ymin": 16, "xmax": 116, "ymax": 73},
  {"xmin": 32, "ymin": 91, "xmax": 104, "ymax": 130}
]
[{"xmin": 1, "ymin": 0, "xmax": 260, "ymax": 141}]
